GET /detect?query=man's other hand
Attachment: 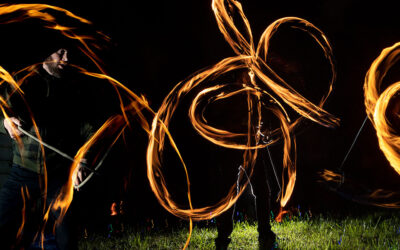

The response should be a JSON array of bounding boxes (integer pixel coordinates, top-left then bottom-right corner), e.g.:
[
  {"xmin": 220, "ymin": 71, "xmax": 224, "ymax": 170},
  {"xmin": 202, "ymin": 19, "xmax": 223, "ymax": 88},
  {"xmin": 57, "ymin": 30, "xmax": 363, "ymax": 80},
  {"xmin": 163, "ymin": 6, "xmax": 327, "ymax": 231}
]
[{"xmin": 4, "ymin": 117, "xmax": 22, "ymax": 140}]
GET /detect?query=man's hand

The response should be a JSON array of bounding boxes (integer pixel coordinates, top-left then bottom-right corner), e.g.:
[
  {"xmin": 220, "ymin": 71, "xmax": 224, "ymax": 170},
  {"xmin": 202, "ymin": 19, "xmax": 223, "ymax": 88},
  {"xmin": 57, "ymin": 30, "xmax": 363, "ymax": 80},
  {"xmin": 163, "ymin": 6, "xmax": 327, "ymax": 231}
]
[
  {"xmin": 73, "ymin": 159, "xmax": 89, "ymax": 191},
  {"xmin": 4, "ymin": 117, "xmax": 22, "ymax": 140}
]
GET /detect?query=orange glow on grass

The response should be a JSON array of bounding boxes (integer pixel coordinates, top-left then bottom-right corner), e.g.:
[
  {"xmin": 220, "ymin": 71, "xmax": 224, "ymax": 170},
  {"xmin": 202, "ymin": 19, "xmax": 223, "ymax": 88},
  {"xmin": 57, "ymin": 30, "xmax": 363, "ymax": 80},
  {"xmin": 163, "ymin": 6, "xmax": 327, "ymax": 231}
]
[{"xmin": 275, "ymin": 207, "xmax": 289, "ymax": 223}]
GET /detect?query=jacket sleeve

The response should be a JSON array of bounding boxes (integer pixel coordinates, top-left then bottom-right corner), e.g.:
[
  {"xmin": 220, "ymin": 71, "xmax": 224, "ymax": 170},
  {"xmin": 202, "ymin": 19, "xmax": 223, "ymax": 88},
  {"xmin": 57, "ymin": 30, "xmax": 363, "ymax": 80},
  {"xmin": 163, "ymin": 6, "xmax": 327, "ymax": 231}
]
[{"xmin": 0, "ymin": 116, "xmax": 5, "ymax": 134}]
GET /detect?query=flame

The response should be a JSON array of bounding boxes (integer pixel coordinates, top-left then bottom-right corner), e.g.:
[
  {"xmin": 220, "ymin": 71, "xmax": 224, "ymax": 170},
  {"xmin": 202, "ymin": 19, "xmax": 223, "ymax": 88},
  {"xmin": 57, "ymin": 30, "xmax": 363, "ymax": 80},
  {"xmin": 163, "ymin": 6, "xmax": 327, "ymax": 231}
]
[
  {"xmin": 320, "ymin": 169, "xmax": 400, "ymax": 208},
  {"xmin": 16, "ymin": 186, "xmax": 29, "ymax": 244},
  {"xmin": 367, "ymin": 189, "xmax": 400, "ymax": 208},
  {"xmin": 364, "ymin": 42, "xmax": 400, "ymax": 175},
  {"xmin": 0, "ymin": 4, "xmax": 91, "ymax": 25},
  {"xmin": 146, "ymin": 0, "xmax": 338, "ymax": 234},
  {"xmin": 319, "ymin": 169, "xmax": 342, "ymax": 184},
  {"xmin": 275, "ymin": 207, "xmax": 289, "ymax": 223},
  {"xmin": 319, "ymin": 41, "xmax": 400, "ymax": 208},
  {"xmin": 0, "ymin": 2, "xmax": 339, "ymax": 249},
  {"xmin": 0, "ymin": 4, "xmax": 154, "ymax": 247},
  {"xmin": 110, "ymin": 202, "xmax": 118, "ymax": 216}
]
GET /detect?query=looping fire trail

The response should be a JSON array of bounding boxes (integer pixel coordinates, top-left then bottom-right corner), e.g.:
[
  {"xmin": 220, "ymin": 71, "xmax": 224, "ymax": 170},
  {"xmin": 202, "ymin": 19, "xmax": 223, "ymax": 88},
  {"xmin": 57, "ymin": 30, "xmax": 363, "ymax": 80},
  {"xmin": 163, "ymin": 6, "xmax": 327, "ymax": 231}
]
[
  {"xmin": 0, "ymin": 3, "xmax": 154, "ymax": 247},
  {"xmin": 0, "ymin": 1, "xmax": 340, "ymax": 249},
  {"xmin": 320, "ymin": 42, "xmax": 400, "ymax": 209},
  {"xmin": 364, "ymin": 42, "xmax": 400, "ymax": 176},
  {"xmin": 146, "ymin": 1, "xmax": 339, "ymax": 245}
]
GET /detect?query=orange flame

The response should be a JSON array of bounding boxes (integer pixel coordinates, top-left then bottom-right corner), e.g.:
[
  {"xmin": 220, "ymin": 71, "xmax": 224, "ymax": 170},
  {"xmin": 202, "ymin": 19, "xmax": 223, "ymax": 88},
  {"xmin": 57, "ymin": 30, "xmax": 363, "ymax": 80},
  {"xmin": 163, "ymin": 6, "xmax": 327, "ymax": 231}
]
[
  {"xmin": 364, "ymin": 42, "xmax": 400, "ymax": 176},
  {"xmin": 319, "ymin": 169, "xmax": 342, "ymax": 184},
  {"xmin": 146, "ymin": 0, "xmax": 338, "ymax": 226},
  {"xmin": 146, "ymin": 5, "xmax": 338, "ymax": 249},
  {"xmin": 0, "ymin": 4, "xmax": 154, "ymax": 247},
  {"xmin": 0, "ymin": 2, "xmax": 339, "ymax": 249},
  {"xmin": 110, "ymin": 202, "xmax": 118, "ymax": 216},
  {"xmin": 320, "ymin": 169, "xmax": 400, "ymax": 208},
  {"xmin": 16, "ymin": 186, "xmax": 29, "ymax": 244},
  {"xmin": 275, "ymin": 207, "xmax": 289, "ymax": 223}
]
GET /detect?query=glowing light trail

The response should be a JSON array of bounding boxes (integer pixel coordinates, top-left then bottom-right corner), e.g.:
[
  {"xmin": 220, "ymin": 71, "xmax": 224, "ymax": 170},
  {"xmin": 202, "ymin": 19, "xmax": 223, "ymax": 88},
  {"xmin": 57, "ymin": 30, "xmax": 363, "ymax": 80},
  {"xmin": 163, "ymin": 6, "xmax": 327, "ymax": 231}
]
[
  {"xmin": 0, "ymin": 4, "xmax": 154, "ymax": 247},
  {"xmin": 364, "ymin": 42, "xmax": 400, "ymax": 175},
  {"xmin": 320, "ymin": 42, "xmax": 400, "ymax": 209},
  {"xmin": 0, "ymin": 2, "xmax": 340, "ymax": 249},
  {"xmin": 146, "ymin": 0, "xmax": 339, "ymax": 238}
]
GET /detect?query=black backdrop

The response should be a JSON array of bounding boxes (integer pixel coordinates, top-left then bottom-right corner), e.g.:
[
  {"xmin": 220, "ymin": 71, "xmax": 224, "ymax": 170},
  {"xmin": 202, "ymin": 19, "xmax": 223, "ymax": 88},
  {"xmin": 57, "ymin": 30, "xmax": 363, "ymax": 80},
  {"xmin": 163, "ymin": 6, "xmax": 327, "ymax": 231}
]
[{"xmin": 3, "ymin": 0, "xmax": 400, "ymax": 231}]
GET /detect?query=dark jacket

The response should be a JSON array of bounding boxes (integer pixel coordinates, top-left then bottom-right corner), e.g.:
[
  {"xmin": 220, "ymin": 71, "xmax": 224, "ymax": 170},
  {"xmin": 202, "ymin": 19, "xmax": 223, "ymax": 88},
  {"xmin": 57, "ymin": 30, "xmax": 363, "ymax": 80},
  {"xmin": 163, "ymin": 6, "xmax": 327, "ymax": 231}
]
[{"xmin": 0, "ymin": 66, "xmax": 96, "ymax": 173}]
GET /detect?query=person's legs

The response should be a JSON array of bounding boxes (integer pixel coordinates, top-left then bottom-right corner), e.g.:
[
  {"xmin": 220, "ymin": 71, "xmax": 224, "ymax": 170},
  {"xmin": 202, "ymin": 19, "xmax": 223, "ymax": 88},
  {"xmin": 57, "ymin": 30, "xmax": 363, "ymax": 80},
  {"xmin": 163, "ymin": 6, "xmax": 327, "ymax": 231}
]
[
  {"xmin": 215, "ymin": 205, "xmax": 234, "ymax": 250},
  {"xmin": 0, "ymin": 169, "xmax": 24, "ymax": 248},
  {"xmin": 0, "ymin": 165, "xmax": 41, "ymax": 249},
  {"xmin": 47, "ymin": 168, "xmax": 78, "ymax": 250},
  {"xmin": 50, "ymin": 205, "xmax": 78, "ymax": 250},
  {"xmin": 252, "ymin": 161, "xmax": 276, "ymax": 249}
]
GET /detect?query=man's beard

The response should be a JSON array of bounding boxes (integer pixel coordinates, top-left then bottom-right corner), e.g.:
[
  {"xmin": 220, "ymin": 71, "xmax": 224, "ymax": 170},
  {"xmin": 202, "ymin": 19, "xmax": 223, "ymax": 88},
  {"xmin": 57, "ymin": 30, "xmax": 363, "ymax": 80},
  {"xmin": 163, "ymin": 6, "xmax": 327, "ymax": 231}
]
[{"xmin": 47, "ymin": 63, "xmax": 66, "ymax": 78}]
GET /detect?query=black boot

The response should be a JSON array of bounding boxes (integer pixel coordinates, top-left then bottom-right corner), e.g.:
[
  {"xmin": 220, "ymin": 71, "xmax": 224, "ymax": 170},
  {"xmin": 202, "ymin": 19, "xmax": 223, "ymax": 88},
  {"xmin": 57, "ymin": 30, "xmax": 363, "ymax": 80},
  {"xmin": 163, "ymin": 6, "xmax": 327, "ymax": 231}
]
[{"xmin": 259, "ymin": 230, "xmax": 277, "ymax": 250}]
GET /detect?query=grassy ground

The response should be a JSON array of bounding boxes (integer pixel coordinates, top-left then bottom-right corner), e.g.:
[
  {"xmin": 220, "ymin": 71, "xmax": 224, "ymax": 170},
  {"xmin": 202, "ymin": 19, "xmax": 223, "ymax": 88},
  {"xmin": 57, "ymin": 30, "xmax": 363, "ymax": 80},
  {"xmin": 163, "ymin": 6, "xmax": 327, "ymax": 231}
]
[{"xmin": 78, "ymin": 210, "xmax": 400, "ymax": 249}]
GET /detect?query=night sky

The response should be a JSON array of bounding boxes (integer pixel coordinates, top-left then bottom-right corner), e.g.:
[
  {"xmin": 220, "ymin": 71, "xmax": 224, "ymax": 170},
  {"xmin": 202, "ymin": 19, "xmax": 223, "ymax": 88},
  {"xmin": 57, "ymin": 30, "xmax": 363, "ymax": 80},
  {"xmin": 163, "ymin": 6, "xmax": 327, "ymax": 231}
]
[{"xmin": 3, "ymin": 0, "xmax": 400, "ymax": 228}]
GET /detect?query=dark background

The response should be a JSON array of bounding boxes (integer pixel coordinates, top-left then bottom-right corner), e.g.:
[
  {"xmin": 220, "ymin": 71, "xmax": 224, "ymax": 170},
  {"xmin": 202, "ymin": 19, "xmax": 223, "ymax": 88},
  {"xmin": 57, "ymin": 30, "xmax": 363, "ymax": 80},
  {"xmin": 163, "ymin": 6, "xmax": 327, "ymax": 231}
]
[{"xmin": 3, "ymin": 0, "xmax": 400, "ymax": 232}]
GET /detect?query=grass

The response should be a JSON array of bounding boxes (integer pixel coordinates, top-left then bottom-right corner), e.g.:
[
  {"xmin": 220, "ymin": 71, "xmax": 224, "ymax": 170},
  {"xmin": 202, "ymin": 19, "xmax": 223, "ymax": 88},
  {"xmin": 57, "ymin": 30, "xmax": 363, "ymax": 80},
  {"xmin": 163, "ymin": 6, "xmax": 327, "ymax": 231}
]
[
  {"xmin": 272, "ymin": 211, "xmax": 400, "ymax": 249},
  {"xmin": 78, "ymin": 210, "xmax": 400, "ymax": 249}
]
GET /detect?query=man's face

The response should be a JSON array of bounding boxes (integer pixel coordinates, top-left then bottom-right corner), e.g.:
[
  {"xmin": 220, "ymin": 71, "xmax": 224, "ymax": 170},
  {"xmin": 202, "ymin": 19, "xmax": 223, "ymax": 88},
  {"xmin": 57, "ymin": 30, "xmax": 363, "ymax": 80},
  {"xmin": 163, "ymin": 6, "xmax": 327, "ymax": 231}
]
[{"xmin": 43, "ymin": 48, "xmax": 68, "ymax": 78}]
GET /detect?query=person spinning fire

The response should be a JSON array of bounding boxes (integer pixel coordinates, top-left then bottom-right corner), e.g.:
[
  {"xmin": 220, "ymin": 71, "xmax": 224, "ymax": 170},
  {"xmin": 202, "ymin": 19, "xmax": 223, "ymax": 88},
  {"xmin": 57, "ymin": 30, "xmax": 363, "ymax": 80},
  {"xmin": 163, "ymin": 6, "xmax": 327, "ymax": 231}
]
[
  {"xmin": 214, "ymin": 70, "xmax": 279, "ymax": 250},
  {"xmin": 0, "ymin": 44, "xmax": 99, "ymax": 249}
]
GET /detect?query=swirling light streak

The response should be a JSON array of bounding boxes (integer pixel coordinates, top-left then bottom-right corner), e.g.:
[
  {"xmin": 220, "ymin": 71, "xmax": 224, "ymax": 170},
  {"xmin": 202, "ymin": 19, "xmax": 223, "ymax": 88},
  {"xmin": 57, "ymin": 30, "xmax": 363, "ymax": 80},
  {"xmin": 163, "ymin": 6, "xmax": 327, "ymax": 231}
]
[
  {"xmin": 364, "ymin": 42, "xmax": 400, "ymax": 175},
  {"xmin": 0, "ymin": 4, "xmax": 153, "ymax": 247},
  {"xmin": 319, "ymin": 43, "xmax": 400, "ymax": 209},
  {"xmin": 0, "ymin": 2, "xmax": 340, "ymax": 249},
  {"xmin": 146, "ymin": 1, "xmax": 339, "ymax": 240}
]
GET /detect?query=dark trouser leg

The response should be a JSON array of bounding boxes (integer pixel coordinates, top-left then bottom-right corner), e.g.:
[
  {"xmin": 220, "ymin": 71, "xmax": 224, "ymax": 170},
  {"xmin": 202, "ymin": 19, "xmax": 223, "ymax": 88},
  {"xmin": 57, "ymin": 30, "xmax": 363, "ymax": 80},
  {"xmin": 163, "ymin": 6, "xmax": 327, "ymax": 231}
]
[
  {"xmin": 215, "ymin": 205, "xmax": 234, "ymax": 250},
  {"xmin": 0, "ymin": 171, "xmax": 22, "ymax": 249},
  {"xmin": 47, "ymin": 169, "xmax": 78, "ymax": 250},
  {"xmin": 28, "ymin": 180, "xmax": 78, "ymax": 250},
  {"xmin": 0, "ymin": 165, "xmax": 78, "ymax": 249},
  {"xmin": 0, "ymin": 165, "xmax": 41, "ymax": 249},
  {"xmin": 252, "ymin": 161, "xmax": 276, "ymax": 249},
  {"xmin": 50, "ymin": 205, "xmax": 77, "ymax": 250}
]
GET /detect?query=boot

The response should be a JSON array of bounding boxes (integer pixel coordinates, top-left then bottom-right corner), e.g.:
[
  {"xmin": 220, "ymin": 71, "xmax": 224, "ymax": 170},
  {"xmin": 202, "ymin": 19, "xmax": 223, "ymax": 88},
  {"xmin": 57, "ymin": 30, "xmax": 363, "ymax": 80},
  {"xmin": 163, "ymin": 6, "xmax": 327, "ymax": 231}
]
[{"xmin": 259, "ymin": 230, "xmax": 277, "ymax": 249}]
